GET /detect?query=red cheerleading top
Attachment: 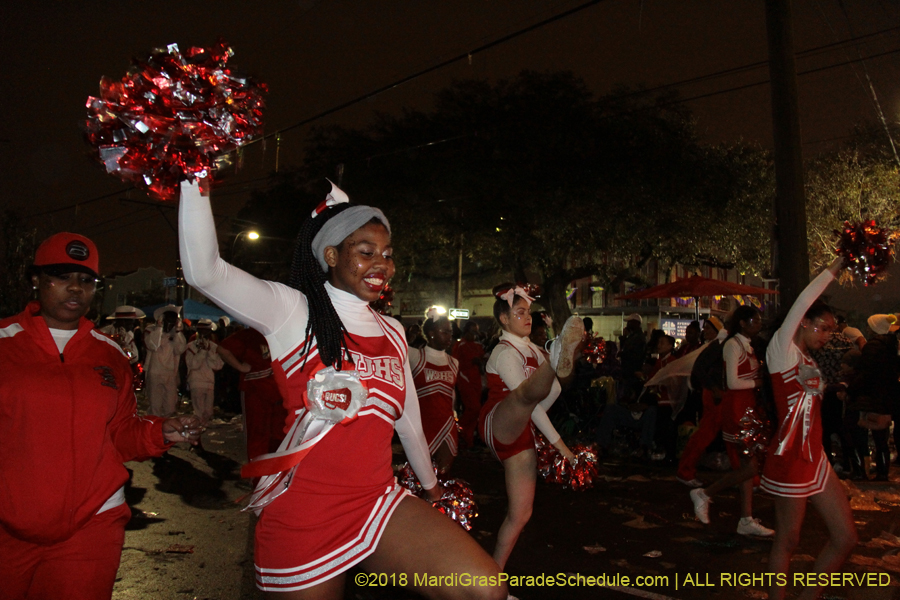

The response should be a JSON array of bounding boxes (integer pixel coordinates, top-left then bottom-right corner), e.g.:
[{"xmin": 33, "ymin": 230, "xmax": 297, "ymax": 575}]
[
  {"xmin": 482, "ymin": 330, "xmax": 563, "ymax": 444},
  {"xmin": 408, "ymin": 345, "xmax": 459, "ymax": 453}
]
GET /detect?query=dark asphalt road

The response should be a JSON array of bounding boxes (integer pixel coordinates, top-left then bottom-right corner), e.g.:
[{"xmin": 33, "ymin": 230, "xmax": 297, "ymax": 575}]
[{"xmin": 113, "ymin": 401, "xmax": 900, "ymax": 600}]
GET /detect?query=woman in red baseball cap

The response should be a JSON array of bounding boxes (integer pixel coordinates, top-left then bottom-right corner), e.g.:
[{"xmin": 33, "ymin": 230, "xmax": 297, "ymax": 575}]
[{"xmin": 0, "ymin": 232, "xmax": 204, "ymax": 600}]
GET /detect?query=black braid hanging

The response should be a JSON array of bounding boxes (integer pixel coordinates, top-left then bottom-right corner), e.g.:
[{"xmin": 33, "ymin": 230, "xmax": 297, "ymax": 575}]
[{"xmin": 289, "ymin": 203, "xmax": 354, "ymax": 370}]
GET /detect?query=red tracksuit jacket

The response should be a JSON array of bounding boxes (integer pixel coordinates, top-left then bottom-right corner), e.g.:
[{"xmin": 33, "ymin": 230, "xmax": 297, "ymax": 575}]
[{"xmin": 0, "ymin": 302, "xmax": 170, "ymax": 545}]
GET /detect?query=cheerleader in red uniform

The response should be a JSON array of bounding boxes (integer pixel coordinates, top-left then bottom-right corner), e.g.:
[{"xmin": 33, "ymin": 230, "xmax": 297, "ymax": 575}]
[
  {"xmin": 408, "ymin": 316, "xmax": 460, "ymax": 473},
  {"xmin": 179, "ymin": 180, "xmax": 505, "ymax": 600},
  {"xmin": 689, "ymin": 305, "xmax": 774, "ymax": 537},
  {"xmin": 478, "ymin": 287, "xmax": 583, "ymax": 569},
  {"xmin": 762, "ymin": 258, "xmax": 857, "ymax": 600}
]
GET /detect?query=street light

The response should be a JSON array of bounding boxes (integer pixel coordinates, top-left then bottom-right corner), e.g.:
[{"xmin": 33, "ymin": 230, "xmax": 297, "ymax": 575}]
[{"xmin": 232, "ymin": 230, "xmax": 260, "ymax": 257}]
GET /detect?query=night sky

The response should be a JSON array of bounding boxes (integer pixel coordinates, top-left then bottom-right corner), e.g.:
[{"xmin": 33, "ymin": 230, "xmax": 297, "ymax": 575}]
[{"xmin": 2, "ymin": 0, "xmax": 898, "ymax": 274}]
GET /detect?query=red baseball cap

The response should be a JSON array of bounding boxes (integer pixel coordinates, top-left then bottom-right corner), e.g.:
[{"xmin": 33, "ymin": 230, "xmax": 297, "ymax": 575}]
[{"xmin": 33, "ymin": 232, "xmax": 100, "ymax": 278}]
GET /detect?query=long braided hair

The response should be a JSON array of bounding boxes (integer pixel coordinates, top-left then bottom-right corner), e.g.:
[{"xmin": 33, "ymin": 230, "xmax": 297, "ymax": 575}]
[{"xmin": 288, "ymin": 203, "xmax": 354, "ymax": 370}]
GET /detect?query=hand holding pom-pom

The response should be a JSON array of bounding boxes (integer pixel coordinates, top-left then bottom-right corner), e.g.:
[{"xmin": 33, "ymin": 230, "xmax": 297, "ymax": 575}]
[
  {"xmin": 84, "ymin": 40, "xmax": 266, "ymax": 201},
  {"xmin": 394, "ymin": 462, "xmax": 478, "ymax": 530},
  {"xmin": 431, "ymin": 479, "xmax": 478, "ymax": 531},
  {"xmin": 834, "ymin": 220, "xmax": 897, "ymax": 286},
  {"xmin": 534, "ymin": 434, "xmax": 599, "ymax": 491}
]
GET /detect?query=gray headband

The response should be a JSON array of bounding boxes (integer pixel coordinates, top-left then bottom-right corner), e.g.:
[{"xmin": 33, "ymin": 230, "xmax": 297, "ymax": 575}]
[{"xmin": 311, "ymin": 206, "xmax": 391, "ymax": 272}]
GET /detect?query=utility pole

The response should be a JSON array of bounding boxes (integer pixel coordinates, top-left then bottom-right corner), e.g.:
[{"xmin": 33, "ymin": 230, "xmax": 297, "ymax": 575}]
[
  {"xmin": 766, "ymin": 0, "xmax": 810, "ymax": 308},
  {"xmin": 455, "ymin": 235, "xmax": 463, "ymax": 308}
]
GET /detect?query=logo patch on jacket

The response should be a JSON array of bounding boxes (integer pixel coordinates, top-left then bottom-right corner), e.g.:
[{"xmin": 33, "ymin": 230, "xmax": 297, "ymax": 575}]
[{"xmin": 94, "ymin": 366, "xmax": 118, "ymax": 389}]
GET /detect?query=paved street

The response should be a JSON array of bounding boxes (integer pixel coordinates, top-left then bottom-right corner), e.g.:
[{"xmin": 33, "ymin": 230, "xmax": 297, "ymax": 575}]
[{"xmin": 114, "ymin": 403, "xmax": 900, "ymax": 600}]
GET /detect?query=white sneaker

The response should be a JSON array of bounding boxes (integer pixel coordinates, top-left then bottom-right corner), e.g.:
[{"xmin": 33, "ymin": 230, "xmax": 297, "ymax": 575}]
[
  {"xmin": 690, "ymin": 488, "xmax": 711, "ymax": 524},
  {"xmin": 549, "ymin": 316, "xmax": 584, "ymax": 378},
  {"xmin": 736, "ymin": 517, "xmax": 775, "ymax": 537},
  {"xmin": 677, "ymin": 475, "xmax": 704, "ymax": 488}
]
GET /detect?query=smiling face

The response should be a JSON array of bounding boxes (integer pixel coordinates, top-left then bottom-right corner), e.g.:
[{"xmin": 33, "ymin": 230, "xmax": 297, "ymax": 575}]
[
  {"xmin": 324, "ymin": 221, "xmax": 394, "ymax": 303},
  {"xmin": 32, "ymin": 270, "xmax": 96, "ymax": 330}
]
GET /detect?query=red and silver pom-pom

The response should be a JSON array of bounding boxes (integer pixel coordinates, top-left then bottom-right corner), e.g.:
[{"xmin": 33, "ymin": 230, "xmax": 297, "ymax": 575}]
[
  {"xmin": 370, "ymin": 284, "xmax": 394, "ymax": 315},
  {"xmin": 393, "ymin": 462, "xmax": 478, "ymax": 530},
  {"xmin": 534, "ymin": 431, "xmax": 557, "ymax": 478},
  {"xmin": 737, "ymin": 407, "xmax": 770, "ymax": 466},
  {"xmin": 535, "ymin": 434, "xmax": 599, "ymax": 491},
  {"xmin": 834, "ymin": 220, "xmax": 897, "ymax": 286},
  {"xmin": 431, "ymin": 478, "xmax": 478, "ymax": 531},
  {"xmin": 582, "ymin": 333, "xmax": 607, "ymax": 365},
  {"xmin": 395, "ymin": 461, "xmax": 423, "ymax": 494},
  {"xmin": 84, "ymin": 40, "xmax": 267, "ymax": 201}
]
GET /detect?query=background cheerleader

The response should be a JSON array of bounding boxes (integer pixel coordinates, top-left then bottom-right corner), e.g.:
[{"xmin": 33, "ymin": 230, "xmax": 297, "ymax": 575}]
[
  {"xmin": 478, "ymin": 286, "xmax": 583, "ymax": 569},
  {"xmin": 762, "ymin": 257, "xmax": 857, "ymax": 600},
  {"xmin": 689, "ymin": 305, "xmax": 774, "ymax": 537},
  {"xmin": 408, "ymin": 315, "xmax": 460, "ymax": 473}
]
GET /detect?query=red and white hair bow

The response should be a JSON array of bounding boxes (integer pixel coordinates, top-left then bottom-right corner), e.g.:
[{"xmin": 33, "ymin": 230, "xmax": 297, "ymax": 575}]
[
  {"xmin": 499, "ymin": 286, "xmax": 535, "ymax": 308},
  {"xmin": 310, "ymin": 180, "xmax": 350, "ymax": 218}
]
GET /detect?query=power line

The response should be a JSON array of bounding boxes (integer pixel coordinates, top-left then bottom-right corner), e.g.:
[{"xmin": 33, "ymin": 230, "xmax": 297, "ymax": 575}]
[
  {"xmin": 34, "ymin": 9, "xmax": 899, "ymax": 222},
  {"xmin": 245, "ymin": 0, "xmax": 613, "ymax": 144},
  {"xmin": 617, "ymin": 24, "xmax": 900, "ymax": 100},
  {"xmin": 655, "ymin": 46, "xmax": 900, "ymax": 108},
  {"xmin": 24, "ymin": 0, "xmax": 612, "ymax": 223},
  {"xmin": 28, "ymin": 186, "xmax": 134, "ymax": 218}
]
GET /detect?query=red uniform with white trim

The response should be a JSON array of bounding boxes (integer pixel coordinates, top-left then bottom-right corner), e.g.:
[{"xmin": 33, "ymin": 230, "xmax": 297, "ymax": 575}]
[
  {"xmin": 761, "ymin": 268, "xmax": 835, "ymax": 498},
  {"xmin": 721, "ymin": 333, "xmax": 759, "ymax": 445},
  {"xmin": 409, "ymin": 346, "xmax": 460, "ymax": 455},
  {"xmin": 478, "ymin": 331, "xmax": 562, "ymax": 462},
  {"xmin": 0, "ymin": 302, "xmax": 171, "ymax": 600},
  {"xmin": 257, "ymin": 311, "xmax": 413, "ymax": 591},
  {"xmin": 179, "ymin": 183, "xmax": 437, "ymax": 592}
]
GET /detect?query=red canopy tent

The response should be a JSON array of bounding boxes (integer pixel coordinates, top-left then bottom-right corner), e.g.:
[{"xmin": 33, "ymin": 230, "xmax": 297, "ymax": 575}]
[{"xmin": 616, "ymin": 275, "xmax": 779, "ymax": 319}]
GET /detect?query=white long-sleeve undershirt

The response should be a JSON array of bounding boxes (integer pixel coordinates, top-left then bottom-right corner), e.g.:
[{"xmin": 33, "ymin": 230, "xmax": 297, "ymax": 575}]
[{"xmin": 723, "ymin": 333, "xmax": 757, "ymax": 391}]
